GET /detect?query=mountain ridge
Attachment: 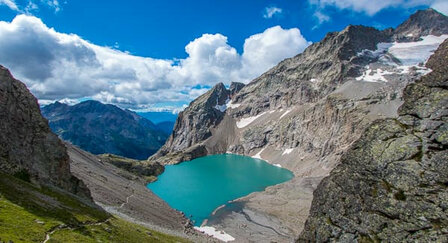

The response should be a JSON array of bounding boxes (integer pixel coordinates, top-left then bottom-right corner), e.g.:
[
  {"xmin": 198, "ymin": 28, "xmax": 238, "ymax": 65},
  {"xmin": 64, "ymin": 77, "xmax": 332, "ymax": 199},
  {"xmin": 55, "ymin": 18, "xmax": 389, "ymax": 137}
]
[{"xmin": 42, "ymin": 100, "xmax": 168, "ymax": 160}]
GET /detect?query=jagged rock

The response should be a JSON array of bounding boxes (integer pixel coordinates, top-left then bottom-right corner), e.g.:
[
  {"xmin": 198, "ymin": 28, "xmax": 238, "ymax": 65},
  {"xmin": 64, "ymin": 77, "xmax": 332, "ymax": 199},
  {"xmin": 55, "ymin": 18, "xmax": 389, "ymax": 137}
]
[
  {"xmin": 0, "ymin": 65, "xmax": 91, "ymax": 199},
  {"xmin": 299, "ymin": 39, "xmax": 448, "ymax": 242},
  {"xmin": 42, "ymin": 100, "xmax": 167, "ymax": 160},
  {"xmin": 150, "ymin": 83, "xmax": 230, "ymax": 163},
  {"xmin": 394, "ymin": 8, "xmax": 448, "ymax": 42},
  {"xmin": 229, "ymin": 82, "xmax": 245, "ymax": 97}
]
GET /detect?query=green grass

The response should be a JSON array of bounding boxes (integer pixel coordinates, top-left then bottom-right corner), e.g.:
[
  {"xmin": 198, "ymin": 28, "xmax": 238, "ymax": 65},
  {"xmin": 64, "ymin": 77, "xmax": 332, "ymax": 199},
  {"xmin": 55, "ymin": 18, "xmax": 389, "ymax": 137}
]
[{"xmin": 0, "ymin": 172, "xmax": 189, "ymax": 243}]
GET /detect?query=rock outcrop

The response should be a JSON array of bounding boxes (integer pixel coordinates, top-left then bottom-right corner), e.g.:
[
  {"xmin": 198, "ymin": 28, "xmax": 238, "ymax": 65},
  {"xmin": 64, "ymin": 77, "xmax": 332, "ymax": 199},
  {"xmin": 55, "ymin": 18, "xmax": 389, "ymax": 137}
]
[
  {"xmin": 394, "ymin": 8, "xmax": 448, "ymax": 41},
  {"xmin": 42, "ymin": 100, "xmax": 168, "ymax": 160},
  {"xmin": 0, "ymin": 65, "xmax": 91, "ymax": 199},
  {"xmin": 299, "ymin": 38, "xmax": 448, "ymax": 242},
  {"xmin": 150, "ymin": 82, "xmax": 238, "ymax": 164}
]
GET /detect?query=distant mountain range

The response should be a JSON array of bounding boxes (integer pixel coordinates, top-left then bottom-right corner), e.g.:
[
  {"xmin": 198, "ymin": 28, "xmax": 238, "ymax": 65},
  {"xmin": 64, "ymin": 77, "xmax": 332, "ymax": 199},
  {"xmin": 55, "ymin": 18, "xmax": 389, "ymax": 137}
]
[
  {"xmin": 42, "ymin": 100, "xmax": 170, "ymax": 160},
  {"xmin": 137, "ymin": 111, "xmax": 178, "ymax": 124}
]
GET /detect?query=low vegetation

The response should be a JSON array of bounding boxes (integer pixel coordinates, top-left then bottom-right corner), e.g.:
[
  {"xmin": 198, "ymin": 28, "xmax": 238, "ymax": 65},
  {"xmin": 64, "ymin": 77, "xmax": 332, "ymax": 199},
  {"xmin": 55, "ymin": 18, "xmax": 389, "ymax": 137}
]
[
  {"xmin": 99, "ymin": 154, "xmax": 164, "ymax": 183},
  {"xmin": 0, "ymin": 172, "xmax": 188, "ymax": 243}
]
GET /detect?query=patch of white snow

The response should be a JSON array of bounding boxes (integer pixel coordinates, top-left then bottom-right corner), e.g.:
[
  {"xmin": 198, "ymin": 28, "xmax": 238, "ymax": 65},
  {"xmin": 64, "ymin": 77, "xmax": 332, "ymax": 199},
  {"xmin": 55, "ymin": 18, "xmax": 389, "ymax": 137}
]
[
  {"xmin": 356, "ymin": 68, "xmax": 394, "ymax": 82},
  {"xmin": 280, "ymin": 109, "xmax": 292, "ymax": 119},
  {"xmin": 388, "ymin": 35, "xmax": 448, "ymax": 66},
  {"xmin": 194, "ymin": 226, "xmax": 235, "ymax": 242},
  {"xmin": 236, "ymin": 112, "xmax": 266, "ymax": 128},
  {"xmin": 282, "ymin": 148, "xmax": 294, "ymax": 155},
  {"xmin": 273, "ymin": 164, "xmax": 282, "ymax": 168},
  {"xmin": 226, "ymin": 99, "xmax": 241, "ymax": 109},
  {"xmin": 214, "ymin": 97, "xmax": 229, "ymax": 112},
  {"xmin": 252, "ymin": 147, "xmax": 265, "ymax": 160}
]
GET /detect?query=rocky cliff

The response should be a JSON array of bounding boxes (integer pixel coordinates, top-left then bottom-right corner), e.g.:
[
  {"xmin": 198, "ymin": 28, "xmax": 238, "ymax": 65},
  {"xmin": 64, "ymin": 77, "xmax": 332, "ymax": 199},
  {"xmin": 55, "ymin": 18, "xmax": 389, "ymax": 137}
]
[
  {"xmin": 150, "ymin": 9, "xmax": 448, "ymax": 242},
  {"xmin": 0, "ymin": 65, "xmax": 91, "ymax": 198},
  {"xmin": 150, "ymin": 82, "xmax": 244, "ymax": 164},
  {"xmin": 42, "ymin": 100, "xmax": 168, "ymax": 160},
  {"xmin": 299, "ymin": 38, "xmax": 448, "ymax": 242}
]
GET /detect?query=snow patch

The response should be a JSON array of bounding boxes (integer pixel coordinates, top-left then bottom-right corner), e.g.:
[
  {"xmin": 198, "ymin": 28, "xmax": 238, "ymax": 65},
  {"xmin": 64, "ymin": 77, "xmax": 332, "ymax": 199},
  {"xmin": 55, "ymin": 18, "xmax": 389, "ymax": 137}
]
[
  {"xmin": 310, "ymin": 78, "xmax": 317, "ymax": 82},
  {"xmin": 236, "ymin": 112, "xmax": 266, "ymax": 128},
  {"xmin": 273, "ymin": 164, "xmax": 282, "ymax": 168},
  {"xmin": 356, "ymin": 68, "xmax": 394, "ymax": 82},
  {"xmin": 280, "ymin": 109, "xmax": 292, "ymax": 119},
  {"xmin": 214, "ymin": 97, "xmax": 229, "ymax": 112},
  {"xmin": 227, "ymin": 100, "xmax": 241, "ymax": 109},
  {"xmin": 356, "ymin": 35, "xmax": 448, "ymax": 82},
  {"xmin": 388, "ymin": 35, "xmax": 448, "ymax": 66},
  {"xmin": 194, "ymin": 226, "xmax": 235, "ymax": 242},
  {"xmin": 282, "ymin": 148, "xmax": 294, "ymax": 155},
  {"xmin": 252, "ymin": 147, "xmax": 265, "ymax": 160}
]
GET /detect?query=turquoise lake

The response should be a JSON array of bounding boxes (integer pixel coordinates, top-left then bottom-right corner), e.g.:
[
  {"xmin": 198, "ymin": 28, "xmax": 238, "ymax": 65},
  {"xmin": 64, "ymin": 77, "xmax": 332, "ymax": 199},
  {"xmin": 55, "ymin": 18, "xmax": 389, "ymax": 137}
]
[{"xmin": 147, "ymin": 154, "xmax": 294, "ymax": 226}]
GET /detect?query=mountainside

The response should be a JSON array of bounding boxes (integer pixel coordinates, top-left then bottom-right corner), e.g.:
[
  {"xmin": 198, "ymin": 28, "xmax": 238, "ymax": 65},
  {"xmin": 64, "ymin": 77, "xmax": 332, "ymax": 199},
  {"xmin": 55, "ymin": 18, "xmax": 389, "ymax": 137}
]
[
  {"xmin": 149, "ymin": 9, "xmax": 448, "ymax": 242},
  {"xmin": 42, "ymin": 100, "xmax": 168, "ymax": 160},
  {"xmin": 299, "ymin": 38, "xmax": 448, "ymax": 242},
  {"xmin": 0, "ymin": 65, "xmax": 195, "ymax": 242},
  {"xmin": 0, "ymin": 65, "xmax": 90, "ymax": 199}
]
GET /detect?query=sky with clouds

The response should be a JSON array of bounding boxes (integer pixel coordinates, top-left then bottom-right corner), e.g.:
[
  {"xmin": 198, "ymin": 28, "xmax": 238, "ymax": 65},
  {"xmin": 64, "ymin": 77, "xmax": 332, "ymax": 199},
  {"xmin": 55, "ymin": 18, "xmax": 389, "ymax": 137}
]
[{"xmin": 0, "ymin": 0, "xmax": 446, "ymax": 112}]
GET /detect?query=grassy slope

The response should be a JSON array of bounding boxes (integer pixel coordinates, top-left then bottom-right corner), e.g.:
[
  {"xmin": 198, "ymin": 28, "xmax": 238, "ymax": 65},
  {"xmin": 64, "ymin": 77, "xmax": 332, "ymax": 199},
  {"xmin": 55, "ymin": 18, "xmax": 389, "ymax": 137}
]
[{"xmin": 0, "ymin": 173, "xmax": 189, "ymax": 243}]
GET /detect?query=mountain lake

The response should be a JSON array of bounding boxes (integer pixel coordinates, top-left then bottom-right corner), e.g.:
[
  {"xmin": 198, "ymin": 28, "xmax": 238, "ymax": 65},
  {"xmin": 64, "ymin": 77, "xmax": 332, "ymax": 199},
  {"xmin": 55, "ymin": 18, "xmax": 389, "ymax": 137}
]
[{"xmin": 147, "ymin": 154, "xmax": 294, "ymax": 226}]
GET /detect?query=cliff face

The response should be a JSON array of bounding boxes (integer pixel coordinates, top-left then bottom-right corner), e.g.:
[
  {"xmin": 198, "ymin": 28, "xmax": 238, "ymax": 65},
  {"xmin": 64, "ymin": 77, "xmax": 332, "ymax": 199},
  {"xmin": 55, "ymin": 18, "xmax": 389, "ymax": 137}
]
[
  {"xmin": 299, "ymin": 38, "xmax": 448, "ymax": 242},
  {"xmin": 42, "ymin": 100, "xmax": 167, "ymax": 160},
  {"xmin": 149, "ymin": 9, "xmax": 448, "ymax": 242},
  {"xmin": 0, "ymin": 65, "xmax": 90, "ymax": 199},
  {"xmin": 150, "ymin": 82, "xmax": 243, "ymax": 164}
]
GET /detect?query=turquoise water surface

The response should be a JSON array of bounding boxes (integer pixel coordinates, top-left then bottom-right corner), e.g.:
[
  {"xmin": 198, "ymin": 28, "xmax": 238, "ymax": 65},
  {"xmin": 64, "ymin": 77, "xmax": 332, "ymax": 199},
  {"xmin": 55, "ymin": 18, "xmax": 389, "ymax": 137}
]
[{"xmin": 147, "ymin": 154, "xmax": 294, "ymax": 226}]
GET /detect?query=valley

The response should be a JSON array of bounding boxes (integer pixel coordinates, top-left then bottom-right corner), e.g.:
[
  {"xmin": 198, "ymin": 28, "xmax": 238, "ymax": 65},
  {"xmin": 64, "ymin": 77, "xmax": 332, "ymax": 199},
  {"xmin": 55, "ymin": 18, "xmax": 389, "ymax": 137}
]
[{"xmin": 0, "ymin": 6, "xmax": 447, "ymax": 243}]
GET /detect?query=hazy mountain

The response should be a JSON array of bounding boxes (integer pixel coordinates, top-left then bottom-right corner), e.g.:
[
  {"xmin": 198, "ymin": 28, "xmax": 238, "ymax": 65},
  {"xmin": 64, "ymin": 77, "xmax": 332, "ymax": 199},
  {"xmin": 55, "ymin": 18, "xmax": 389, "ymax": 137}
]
[{"xmin": 42, "ymin": 100, "xmax": 168, "ymax": 160}]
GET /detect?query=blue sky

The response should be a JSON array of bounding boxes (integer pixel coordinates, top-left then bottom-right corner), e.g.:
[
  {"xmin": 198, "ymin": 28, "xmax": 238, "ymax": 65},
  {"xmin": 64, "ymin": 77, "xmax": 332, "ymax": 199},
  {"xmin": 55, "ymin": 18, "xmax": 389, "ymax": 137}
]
[{"xmin": 0, "ymin": 0, "xmax": 446, "ymax": 112}]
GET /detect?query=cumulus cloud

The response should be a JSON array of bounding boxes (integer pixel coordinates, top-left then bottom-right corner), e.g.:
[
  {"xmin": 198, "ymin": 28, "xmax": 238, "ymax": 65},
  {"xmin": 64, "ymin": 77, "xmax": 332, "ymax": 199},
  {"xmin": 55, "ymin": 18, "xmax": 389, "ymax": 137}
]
[
  {"xmin": 263, "ymin": 6, "xmax": 283, "ymax": 19},
  {"xmin": 241, "ymin": 26, "xmax": 311, "ymax": 79},
  {"xmin": 0, "ymin": 15, "xmax": 311, "ymax": 111},
  {"xmin": 310, "ymin": 0, "xmax": 447, "ymax": 18},
  {"xmin": 0, "ymin": 0, "xmax": 18, "ymax": 11}
]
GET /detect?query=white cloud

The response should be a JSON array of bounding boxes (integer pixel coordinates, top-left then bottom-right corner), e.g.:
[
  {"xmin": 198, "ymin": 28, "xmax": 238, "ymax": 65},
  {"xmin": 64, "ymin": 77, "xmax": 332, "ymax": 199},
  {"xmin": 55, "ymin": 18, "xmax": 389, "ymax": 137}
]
[
  {"xmin": 241, "ymin": 26, "xmax": 311, "ymax": 79},
  {"xmin": 0, "ymin": 0, "xmax": 18, "ymax": 11},
  {"xmin": 310, "ymin": 0, "xmax": 447, "ymax": 17},
  {"xmin": 314, "ymin": 10, "xmax": 330, "ymax": 24},
  {"xmin": 263, "ymin": 6, "xmax": 283, "ymax": 19},
  {"xmin": 0, "ymin": 15, "xmax": 311, "ymax": 111},
  {"xmin": 41, "ymin": 0, "xmax": 60, "ymax": 12}
]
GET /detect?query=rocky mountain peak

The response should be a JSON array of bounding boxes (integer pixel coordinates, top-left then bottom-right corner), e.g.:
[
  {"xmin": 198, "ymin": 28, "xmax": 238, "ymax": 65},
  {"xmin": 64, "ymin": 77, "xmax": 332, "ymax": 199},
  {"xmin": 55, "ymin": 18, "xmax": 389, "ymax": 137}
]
[
  {"xmin": 190, "ymin": 82, "xmax": 229, "ymax": 110},
  {"xmin": 229, "ymin": 82, "xmax": 245, "ymax": 97},
  {"xmin": 394, "ymin": 8, "xmax": 448, "ymax": 41},
  {"xmin": 0, "ymin": 65, "xmax": 91, "ymax": 199}
]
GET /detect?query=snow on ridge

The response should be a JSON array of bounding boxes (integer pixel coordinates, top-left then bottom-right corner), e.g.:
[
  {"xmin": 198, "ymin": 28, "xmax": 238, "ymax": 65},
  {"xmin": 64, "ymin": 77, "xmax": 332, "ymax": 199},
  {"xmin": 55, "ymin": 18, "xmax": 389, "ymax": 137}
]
[
  {"xmin": 236, "ymin": 112, "xmax": 266, "ymax": 128},
  {"xmin": 194, "ymin": 226, "xmax": 235, "ymax": 242},
  {"xmin": 388, "ymin": 35, "xmax": 448, "ymax": 66},
  {"xmin": 356, "ymin": 35, "xmax": 448, "ymax": 83}
]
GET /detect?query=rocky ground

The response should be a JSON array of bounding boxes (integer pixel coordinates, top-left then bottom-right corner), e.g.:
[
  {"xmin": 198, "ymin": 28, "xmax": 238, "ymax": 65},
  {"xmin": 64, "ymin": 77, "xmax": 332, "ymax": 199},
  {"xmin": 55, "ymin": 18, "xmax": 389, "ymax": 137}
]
[
  {"xmin": 68, "ymin": 143, "xmax": 215, "ymax": 242},
  {"xmin": 299, "ymin": 38, "xmax": 448, "ymax": 242}
]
